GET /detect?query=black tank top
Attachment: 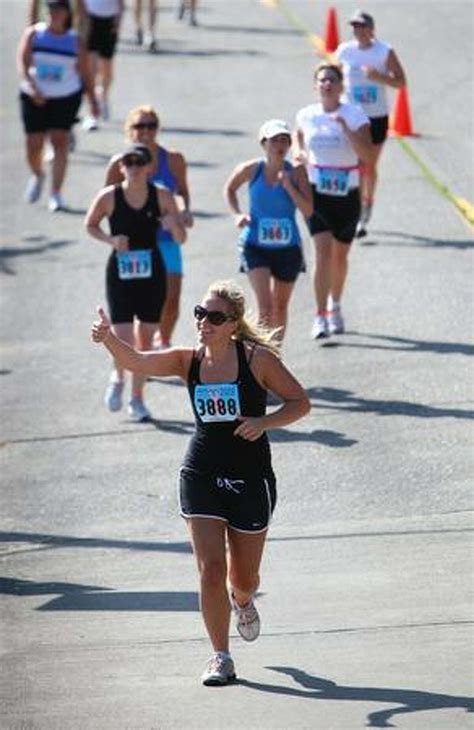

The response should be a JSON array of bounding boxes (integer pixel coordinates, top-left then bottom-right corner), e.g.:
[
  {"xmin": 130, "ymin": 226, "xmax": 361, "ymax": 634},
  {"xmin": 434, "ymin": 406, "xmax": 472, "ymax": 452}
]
[
  {"xmin": 109, "ymin": 183, "xmax": 160, "ymax": 250},
  {"xmin": 182, "ymin": 340, "xmax": 273, "ymax": 476}
]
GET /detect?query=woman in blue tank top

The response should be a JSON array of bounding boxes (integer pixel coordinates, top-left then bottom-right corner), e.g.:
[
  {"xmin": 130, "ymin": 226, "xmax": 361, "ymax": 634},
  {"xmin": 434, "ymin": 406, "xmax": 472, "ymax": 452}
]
[
  {"xmin": 91, "ymin": 279, "xmax": 309, "ymax": 686},
  {"xmin": 224, "ymin": 119, "xmax": 312, "ymax": 341},
  {"xmin": 105, "ymin": 104, "xmax": 193, "ymax": 348}
]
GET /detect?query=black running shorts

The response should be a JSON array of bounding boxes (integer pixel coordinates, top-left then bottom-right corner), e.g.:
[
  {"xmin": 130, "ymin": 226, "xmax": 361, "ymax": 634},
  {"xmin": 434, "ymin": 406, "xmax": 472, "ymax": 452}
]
[
  {"xmin": 87, "ymin": 15, "xmax": 118, "ymax": 59},
  {"xmin": 369, "ymin": 115, "xmax": 389, "ymax": 145},
  {"xmin": 20, "ymin": 90, "xmax": 82, "ymax": 134},
  {"xmin": 307, "ymin": 186, "xmax": 361, "ymax": 244},
  {"xmin": 178, "ymin": 466, "xmax": 277, "ymax": 533}
]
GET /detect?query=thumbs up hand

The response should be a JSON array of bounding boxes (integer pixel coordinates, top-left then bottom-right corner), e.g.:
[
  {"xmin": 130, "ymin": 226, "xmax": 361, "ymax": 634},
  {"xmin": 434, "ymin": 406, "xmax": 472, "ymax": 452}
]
[{"xmin": 91, "ymin": 306, "xmax": 111, "ymax": 343}]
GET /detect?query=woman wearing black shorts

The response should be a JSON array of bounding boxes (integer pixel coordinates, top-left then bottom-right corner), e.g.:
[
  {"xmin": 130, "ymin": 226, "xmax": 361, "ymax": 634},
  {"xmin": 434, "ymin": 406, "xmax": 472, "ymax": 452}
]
[
  {"xmin": 294, "ymin": 63, "xmax": 374, "ymax": 339},
  {"xmin": 91, "ymin": 279, "xmax": 309, "ymax": 684},
  {"xmin": 336, "ymin": 11, "xmax": 406, "ymax": 236},
  {"xmin": 85, "ymin": 143, "xmax": 186, "ymax": 421},
  {"xmin": 17, "ymin": 0, "xmax": 98, "ymax": 211},
  {"xmin": 82, "ymin": 0, "xmax": 124, "ymax": 129}
]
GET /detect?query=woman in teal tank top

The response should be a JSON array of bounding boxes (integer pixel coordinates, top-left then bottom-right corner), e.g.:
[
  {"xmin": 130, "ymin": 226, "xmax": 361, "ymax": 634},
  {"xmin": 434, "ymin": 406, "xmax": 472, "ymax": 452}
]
[{"xmin": 224, "ymin": 119, "xmax": 312, "ymax": 342}]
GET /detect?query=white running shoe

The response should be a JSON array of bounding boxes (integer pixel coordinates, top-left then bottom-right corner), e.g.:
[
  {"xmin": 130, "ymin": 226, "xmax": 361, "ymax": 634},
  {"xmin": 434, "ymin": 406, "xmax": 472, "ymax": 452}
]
[
  {"xmin": 48, "ymin": 193, "xmax": 65, "ymax": 212},
  {"xmin": 82, "ymin": 115, "xmax": 99, "ymax": 131},
  {"xmin": 24, "ymin": 173, "xmax": 45, "ymax": 203},
  {"xmin": 355, "ymin": 221, "xmax": 367, "ymax": 239},
  {"xmin": 311, "ymin": 314, "xmax": 329, "ymax": 340},
  {"xmin": 231, "ymin": 593, "xmax": 260, "ymax": 642},
  {"xmin": 128, "ymin": 397, "xmax": 151, "ymax": 422},
  {"xmin": 104, "ymin": 379, "xmax": 124, "ymax": 412},
  {"xmin": 328, "ymin": 307, "xmax": 345, "ymax": 335},
  {"xmin": 201, "ymin": 654, "xmax": 236, "ymax": 686}
]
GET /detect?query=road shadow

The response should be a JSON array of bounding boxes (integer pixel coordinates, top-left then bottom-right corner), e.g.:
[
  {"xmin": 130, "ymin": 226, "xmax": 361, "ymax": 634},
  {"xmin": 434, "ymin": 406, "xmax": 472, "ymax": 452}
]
[
  {"xmin": 202, "ymin": 23, "xmax": 301, "ymax": 37},
  {"xmin": 0, "ymin": 238, "xmax": 76, "ymax": 274},
  {"xmin": 4, "ymin": 419, "xmax": 195, "ymax": 445},
  {"xmin": 0, "ymin": 577, "xmax": 198, "ymax": 612},
  {"xmin": 359, "ymin": 230, "xmax": 473, "ymax": 250},
  {"xmin": 162, "ymin": 126, "xmax": 246, "ymax": 137},
  {"xmin": 118, "ymin": 45, "xmax": 264, "ymax": 58},
  {"xmin": 340, "ymin": 331, "xmax": 474, "ymax": 357},
  {"xmin": 191, "ymin": 209, "xmax": 227, "ymax": 219},
  {"xmin": 187, "ymin": 160, "xmax": 218, "ymax": 169},
  {"xmin": 37, "ymin": 590, "xmax": 199, "ymax": 612},
  {"xmin": 0, "ymin": 531, "xmax": 192, "ymax": 554},
  {"xmin": 269, "ymin": 428, "xmax": 357, "ymax": 448},
  {"xmin": 0, "ymin": 576, "xmax": 110, "ymax": 595},
  {"xmin": 238, "ymin": 666, "xmax": 474, "ymax": 728},
  {"xmin": 72, "ymin": 149, "xmax": 114, "ymax": 166},
  {"xmin": 308, "ymin": 386, "xmax": 474, "ymax": 421}
]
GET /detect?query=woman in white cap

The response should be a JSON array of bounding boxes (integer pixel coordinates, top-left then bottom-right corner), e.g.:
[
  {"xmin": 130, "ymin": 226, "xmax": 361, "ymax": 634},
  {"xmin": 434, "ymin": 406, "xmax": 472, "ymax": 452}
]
[
  {"xmin": 293, "ymin": 62, "xmax": 374, "ymax": 339},
  {"xmin": 335, "ymin": 10, "xmax": 406, "ymax": 237},
  {"xmin": 17, "ymin": 0, "xmax": 98, "ymax": 211},
  {"xmin": 85, "ymin": 142, "xmax": 186, "ymax": 421},
  {"xmin": 224, "ymin": 120, "xmax": 312, "ymax": 342}
]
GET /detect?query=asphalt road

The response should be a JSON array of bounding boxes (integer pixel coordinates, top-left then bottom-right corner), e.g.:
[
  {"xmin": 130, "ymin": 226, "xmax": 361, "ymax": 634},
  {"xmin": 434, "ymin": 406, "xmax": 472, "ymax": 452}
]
[{"xmin": 1, "ymin": 1, "xmax": 473, "ymax": 729}]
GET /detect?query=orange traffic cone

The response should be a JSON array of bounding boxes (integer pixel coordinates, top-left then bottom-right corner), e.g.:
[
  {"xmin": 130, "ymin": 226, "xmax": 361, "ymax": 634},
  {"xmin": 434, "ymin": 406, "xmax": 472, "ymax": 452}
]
[
  {"xmin": 389, "ymin": 87, "xmax": 417, "ymax": 137},
  {"xmin": 324, "ymin": 7, "xmax": 339, "ymax": 53}
]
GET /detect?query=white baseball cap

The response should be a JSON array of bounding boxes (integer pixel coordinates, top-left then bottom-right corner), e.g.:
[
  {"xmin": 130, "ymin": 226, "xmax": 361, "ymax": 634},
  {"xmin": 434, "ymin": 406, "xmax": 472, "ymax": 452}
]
[{"xmin": 258, "ymin": 119, "xmax": 291, "ymax": 142}]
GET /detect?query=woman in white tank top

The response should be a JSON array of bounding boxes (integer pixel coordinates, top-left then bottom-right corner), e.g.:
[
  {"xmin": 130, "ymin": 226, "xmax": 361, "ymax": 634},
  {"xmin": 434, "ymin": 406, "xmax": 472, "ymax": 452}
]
[
  {"xmin": 336, "ymin": 10, "xmax": 406, "ymax": 237},
  {"xmin": 17, "ymin": 0, "xmax": 98, "ymax": 211}
]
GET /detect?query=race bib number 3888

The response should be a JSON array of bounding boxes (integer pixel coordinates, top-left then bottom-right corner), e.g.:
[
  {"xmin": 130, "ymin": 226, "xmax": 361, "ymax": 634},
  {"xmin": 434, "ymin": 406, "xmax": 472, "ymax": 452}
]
[{"xmin": 194, "ymin": 383, "xmax": 241, "ymax": 422}]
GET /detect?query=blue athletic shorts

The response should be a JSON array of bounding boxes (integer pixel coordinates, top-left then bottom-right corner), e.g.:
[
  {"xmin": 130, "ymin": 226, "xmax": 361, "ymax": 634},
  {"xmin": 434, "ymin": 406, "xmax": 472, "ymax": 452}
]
[
  {"xmin": 157, "ymin": 238, "xmax": 183, "ymax": 276},
  {"xmin": 239, "ymin": 244, "xmax": 305, "ymax": 282}
]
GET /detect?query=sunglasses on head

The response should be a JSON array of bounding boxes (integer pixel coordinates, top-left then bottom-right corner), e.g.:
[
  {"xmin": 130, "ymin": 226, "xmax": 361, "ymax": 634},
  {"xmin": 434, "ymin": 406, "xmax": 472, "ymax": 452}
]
[
  {"xmin": 132, "ymin": 122, "xmax": 158, "ymax": 130},
  {"xmin": 194, "ymin": 304, "xmax": 234, "ymax": 326},
  {"xmin": 318, "ymin": 74, "xmax": 340, "ymax": 84},
  {"xmin": 122, "ymin": 156, "xmax": 148, "ymax": 167}
]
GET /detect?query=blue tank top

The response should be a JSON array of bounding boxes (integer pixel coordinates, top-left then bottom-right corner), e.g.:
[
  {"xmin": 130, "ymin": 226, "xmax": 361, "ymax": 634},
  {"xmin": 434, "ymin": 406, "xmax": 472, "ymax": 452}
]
[
  {"xmin": 239, "ymin": 160, "xmax": 301, "ymax": 250},
  {"xmin": 149, "ymin": 147, "xmax": 177, "ymax": 244},
  {"xmin": 182, "ymin": 340, "xmax": 272, "ymax": 476},
  {"xmin": 25, "ymin": 23, "xmax": 81, "ymax": 98}
]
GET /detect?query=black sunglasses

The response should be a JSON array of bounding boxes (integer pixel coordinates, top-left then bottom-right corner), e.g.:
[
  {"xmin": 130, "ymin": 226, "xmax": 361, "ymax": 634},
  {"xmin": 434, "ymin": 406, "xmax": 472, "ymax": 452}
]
[
  {"xmin": 122, "ymin": 156, "xmax": 148, "ymax": 167},
  {"xmin": 194, "ymin": 305, "xmax": 234, "ymax": 326},
  {"xmin": 132, "ymin": 122, "xmax": 158, "ymax": 130}
]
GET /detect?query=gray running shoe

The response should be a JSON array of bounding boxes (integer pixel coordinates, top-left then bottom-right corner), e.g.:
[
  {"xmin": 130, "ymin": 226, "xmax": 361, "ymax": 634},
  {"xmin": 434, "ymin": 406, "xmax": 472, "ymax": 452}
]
[
  {"xmin": 104, "ymin": 380, "xmax": 124, "ymax": 412},
  {"xmin": 24, "ymin": 173, "xmax": 45, "ymax": 203},
  {"xmin": 128, "ymin": 397, "xmax": 151, "ymax": 422},
  {"xmin": 231, "ymin": 594, "xmax": 260, "ymax": 642},
  {"xmin": 328, "ymin": 307, "xmax": 345, "ymax": 334},
  {"xmin": 201, "ymin": 654, "xmax": 236, "ymax": 686},
  {"xmin": 311, "ymin": 314, "xmax": 329, "ymax": 340}
]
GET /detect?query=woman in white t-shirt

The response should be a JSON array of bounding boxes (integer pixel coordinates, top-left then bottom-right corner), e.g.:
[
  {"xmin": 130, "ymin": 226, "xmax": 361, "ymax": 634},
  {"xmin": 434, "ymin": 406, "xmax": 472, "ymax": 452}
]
[
  {"xmin": 336, "ymin": 10, "xmax": 406, "ymax": 237},
  {"xmin": 293, "ymin": 62, "xmax": 374, "ymax": 339}
]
